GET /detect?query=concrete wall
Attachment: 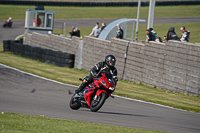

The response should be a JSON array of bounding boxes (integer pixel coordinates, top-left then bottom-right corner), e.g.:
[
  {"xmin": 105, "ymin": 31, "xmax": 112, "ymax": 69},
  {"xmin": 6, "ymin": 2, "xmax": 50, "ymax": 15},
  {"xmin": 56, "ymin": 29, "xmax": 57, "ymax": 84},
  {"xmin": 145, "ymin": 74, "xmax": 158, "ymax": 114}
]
[
  {"xmin": 123, "ymin": 41, "xmax": 200, "ymax": 95},
  {"xmin": 82, "ymin": 37, "xmax": 129, "ymax": 79},
  {"xmin": 23, "ymin": 32, "xmax": 200, "ymax": 95},
  {"xmin": 163, "ymin": 41, "xmax": 200, "ymax": 95}
]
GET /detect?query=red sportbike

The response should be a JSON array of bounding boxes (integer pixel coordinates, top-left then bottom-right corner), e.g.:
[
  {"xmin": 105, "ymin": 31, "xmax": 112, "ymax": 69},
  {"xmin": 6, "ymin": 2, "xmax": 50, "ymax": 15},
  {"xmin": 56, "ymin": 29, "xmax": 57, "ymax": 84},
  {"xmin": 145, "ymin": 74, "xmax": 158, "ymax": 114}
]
[{"xmin": 69, "ymin": 72, "xmax": 116, "ymax": 112}]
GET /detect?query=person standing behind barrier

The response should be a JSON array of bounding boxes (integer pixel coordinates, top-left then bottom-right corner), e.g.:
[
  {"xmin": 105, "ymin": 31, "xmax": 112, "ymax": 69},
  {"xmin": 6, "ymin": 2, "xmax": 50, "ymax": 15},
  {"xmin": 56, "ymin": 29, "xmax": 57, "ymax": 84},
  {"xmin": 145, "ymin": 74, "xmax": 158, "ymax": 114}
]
[
  {"xmin": 146, "ymin": 29, "xmax": 155, "ymax": 43},
  {"xmin": 115, "ymin": 24, "xmax": 123, "ymax": 39},
  {"xmin": 74, "ymin": 27, "xmax": 80, "ymax": 37},
  {"xmin": 164, "ymin": 27, "xmax": 180, "ymax": 41},
  {"xmin": 36, "ymin": 15, "xmax": 41, "ymax": 27},
  {"xmin": 101, "ymin": 22, "xmax": 106, "ymax": 32},
  {"xmin": 68, "ymin": 26, "xmax": 80, "ymax": 38},
  {"xmin": 89, "ymin": 22, "xmax": 101, "ymax": 38},
  {"xmin": 68, "ymin": 26, "xmax": 76, "ymax": 37},
  {"xmin": 149, "ymin": 28, "xmax": 162, "ymax": 42},
  {"xmin": 180, "ymin": 26, "xmax": 190, "ymax": 42}
]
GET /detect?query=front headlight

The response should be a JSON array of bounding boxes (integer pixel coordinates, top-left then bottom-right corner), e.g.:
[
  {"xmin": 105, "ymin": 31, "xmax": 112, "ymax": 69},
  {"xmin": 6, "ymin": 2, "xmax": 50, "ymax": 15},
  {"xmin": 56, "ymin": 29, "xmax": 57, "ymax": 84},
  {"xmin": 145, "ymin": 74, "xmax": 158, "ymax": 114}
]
[{"xmin": 109, "ymin": 87, "xmax": 115, "ymax": 91}]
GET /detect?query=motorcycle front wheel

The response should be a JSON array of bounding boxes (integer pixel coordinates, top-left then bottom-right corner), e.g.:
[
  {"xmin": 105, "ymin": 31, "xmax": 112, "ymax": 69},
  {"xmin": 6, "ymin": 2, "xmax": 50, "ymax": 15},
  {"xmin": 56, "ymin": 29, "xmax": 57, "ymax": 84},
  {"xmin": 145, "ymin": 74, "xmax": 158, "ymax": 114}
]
[
  {"xmin": 90, "ymin": 92, "xmax": 107, "ymax": 112},
  {"xmin": 69, "ymin": 93, "xmax": 81, "ymax": 110}
]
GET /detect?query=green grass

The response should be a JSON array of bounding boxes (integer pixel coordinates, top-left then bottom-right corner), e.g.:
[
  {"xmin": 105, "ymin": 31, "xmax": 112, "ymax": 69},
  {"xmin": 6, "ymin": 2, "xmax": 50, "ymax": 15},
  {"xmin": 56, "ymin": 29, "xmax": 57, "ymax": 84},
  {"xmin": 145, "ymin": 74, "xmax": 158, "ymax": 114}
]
[
  {"xmin": 0, "ymin": 5, "xmax": 200, "ymax": 20},
  {"xmin": 0, "ymin": 112, "xmax": 166, "ymax": 133},
  {"xmin": 0, "ymin": 44, "xmax": 200, "ymax": 113}
]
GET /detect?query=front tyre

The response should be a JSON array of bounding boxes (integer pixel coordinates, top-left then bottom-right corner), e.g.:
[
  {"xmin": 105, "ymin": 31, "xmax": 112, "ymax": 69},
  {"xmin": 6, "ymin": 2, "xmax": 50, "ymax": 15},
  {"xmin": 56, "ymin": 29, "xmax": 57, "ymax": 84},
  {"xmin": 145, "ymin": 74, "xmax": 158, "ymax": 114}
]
[
  {"xmin": 69, "ymin": 93, "xmax": 81, "ymax": 110},
  {"xmin": 90, "ymin": 92, "xmax": 107, "ymax": 112}
]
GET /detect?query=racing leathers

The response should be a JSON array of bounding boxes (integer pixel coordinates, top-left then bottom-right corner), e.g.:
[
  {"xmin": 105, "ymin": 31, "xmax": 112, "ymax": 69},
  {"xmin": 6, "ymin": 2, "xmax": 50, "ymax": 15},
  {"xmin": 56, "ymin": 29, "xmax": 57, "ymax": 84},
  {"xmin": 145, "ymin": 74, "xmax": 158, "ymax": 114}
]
[{"xmin": 75, "ymin": 61, "xmax": 118, "ymax": 93}]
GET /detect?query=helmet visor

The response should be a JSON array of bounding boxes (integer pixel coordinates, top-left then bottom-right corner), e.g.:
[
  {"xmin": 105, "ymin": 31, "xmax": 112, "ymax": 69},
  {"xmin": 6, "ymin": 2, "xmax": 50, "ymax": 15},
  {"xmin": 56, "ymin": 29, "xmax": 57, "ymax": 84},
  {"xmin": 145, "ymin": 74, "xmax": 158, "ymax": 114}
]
[{"xmin": 108, "ymin": 60, "xmax": 115, "ymax": 66}]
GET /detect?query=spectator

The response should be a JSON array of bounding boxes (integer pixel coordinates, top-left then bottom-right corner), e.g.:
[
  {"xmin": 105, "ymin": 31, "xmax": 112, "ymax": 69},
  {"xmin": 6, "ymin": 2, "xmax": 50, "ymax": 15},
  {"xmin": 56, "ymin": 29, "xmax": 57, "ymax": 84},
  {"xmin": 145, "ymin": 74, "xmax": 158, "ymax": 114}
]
[
  {"xmin": 101, "ymin": 22, "xmax": 106, "ymax": 32},
  {"xmin": 68, "ymin": 26, "xmax": 75, "ymax": 36},
  {"xmin": 89, "ymin": 22, "xmax": 101, "ymax": 37},
  {"xmin": 164, "ymin": 27, "xmax": 180, "ymax": 41},
  {"xmin": 115, "ymin": 24, "xmax": 123, "ymax": 39},
  {"xmin": 74, "ymin": 27, "xmax": 80, "ymax": 37},
  {"xmin": 36, "ymin": 15, "xmax": 41, "ymax": 27},
  {"xmin": 180, "ymin": 26, "xmax": 190, "ymax": 42},
  {"xmin": 146, "ymin": 29, "xmax": 155, "ymax": 43},
  {"xmin": 68, "ymin": 26, "xmax": 80, "ymax": 38},
  {"xmin": 149, "ymin": 28, "xmax": 162, "ymax": 42}
]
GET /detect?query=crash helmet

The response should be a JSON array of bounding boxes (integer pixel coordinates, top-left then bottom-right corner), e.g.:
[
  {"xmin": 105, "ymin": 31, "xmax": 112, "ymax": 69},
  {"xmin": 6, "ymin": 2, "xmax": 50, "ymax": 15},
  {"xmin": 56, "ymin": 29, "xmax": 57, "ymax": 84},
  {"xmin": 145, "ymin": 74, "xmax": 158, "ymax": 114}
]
[
  {"xmin": 105, "ymin": 55, "xmax": 116, "ymax": 67},
  {"xmin": 9, "ymin": 17, "xmax": 12, "ymax": 20}
]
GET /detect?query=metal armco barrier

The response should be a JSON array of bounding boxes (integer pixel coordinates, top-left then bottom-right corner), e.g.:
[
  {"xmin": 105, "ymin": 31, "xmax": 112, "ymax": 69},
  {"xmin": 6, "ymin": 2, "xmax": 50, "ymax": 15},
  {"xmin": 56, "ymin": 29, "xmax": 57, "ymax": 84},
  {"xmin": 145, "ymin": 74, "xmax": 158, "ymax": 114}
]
[
  {"xmin": 3, "ymin": 40, "xmax": 75, "ymax": 68},
  {"xmin": 0, "ymin": 1, "xmax": 200, "ymax": 6}
]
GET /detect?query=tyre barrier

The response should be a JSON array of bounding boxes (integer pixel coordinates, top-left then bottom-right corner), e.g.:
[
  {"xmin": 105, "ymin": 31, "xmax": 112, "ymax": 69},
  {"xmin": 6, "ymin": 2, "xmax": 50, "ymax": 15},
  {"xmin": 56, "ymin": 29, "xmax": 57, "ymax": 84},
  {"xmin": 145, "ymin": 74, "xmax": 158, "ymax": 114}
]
[
  {"xmin": 3, "ymin": 40, "xmax": 11, "ymax": 52},
  {"xmin": 3, "ymin": 40, "xmax": 75, "ymax": 68},
  {"xmin": 3, "ymin": 40, "xmax": 20, "ymax": 52}
]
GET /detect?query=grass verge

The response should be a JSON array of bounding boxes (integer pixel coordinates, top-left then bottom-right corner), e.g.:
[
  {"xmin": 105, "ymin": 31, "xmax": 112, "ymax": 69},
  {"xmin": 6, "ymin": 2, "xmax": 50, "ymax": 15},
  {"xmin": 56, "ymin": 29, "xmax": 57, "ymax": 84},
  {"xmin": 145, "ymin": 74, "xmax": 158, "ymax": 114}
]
[
  {"xmin": 0, "ymin": 43, "xmax": 200, "ymax": 113},
  {"xmin": 0, "ymin": 5, "xmax": 200, "ymax": 20},
  {"xmin": 0, "ymin": 112, "xmax": 166, "ymax": 133}
]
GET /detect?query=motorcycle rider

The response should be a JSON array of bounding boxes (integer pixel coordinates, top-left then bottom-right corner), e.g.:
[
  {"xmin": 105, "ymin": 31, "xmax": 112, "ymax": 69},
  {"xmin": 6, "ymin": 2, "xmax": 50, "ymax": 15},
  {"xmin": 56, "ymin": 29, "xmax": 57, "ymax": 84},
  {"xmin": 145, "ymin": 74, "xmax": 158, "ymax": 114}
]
[
  {"xmin": 75, "ymin": 55, "xmax": 118, "ymax": 93},
  {"xmin": 3, "ymin": 17, "xmax": 12, "ymax": 28},
  {"xmin": 6, "ymin": 17, "xmax": 12, "ymax": 24}
]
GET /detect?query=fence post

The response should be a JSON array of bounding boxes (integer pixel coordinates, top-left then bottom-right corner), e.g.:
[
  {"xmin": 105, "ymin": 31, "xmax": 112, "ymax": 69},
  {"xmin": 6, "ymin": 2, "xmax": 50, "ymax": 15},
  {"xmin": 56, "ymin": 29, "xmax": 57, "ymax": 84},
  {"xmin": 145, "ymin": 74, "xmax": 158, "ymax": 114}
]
[
  {"xmin": 63, "ymin": 22, "xmax": 66, "ymax": 35},
  {"xmin": 147, "ymin": 0, "xmax": 156, "ymax": 29},
  {"xmin": 77, "ymin": 39, "xmax": 83, "ymax": 69},
  {"xmin": 135, "ymin": 0, "xmax": 141, "ymax": 42},
  {"xmin": 122, "ymin": 42, "xmax": 130, "ymax": 80}
]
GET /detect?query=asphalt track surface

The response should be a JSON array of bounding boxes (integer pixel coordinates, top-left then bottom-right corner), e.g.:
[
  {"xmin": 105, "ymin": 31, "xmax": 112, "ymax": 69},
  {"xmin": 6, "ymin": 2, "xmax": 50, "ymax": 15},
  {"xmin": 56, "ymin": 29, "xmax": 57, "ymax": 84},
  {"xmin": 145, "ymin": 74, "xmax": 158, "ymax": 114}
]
[
  {"xmin": 0, "ymin": 17, "xmax": 200, "ymax": 43},
  {"xmin": 0, "ymin": 64, "xmax": 200, "ymax": 133}
]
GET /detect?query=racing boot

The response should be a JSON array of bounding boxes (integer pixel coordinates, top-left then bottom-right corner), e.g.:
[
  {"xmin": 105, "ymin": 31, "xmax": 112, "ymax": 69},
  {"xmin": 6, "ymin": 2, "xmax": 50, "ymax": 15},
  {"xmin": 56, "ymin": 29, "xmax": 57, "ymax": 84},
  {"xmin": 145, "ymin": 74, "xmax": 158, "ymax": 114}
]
[{"xmin": 75, "ymin": 83, "xmax": 87, "ymax": 93}]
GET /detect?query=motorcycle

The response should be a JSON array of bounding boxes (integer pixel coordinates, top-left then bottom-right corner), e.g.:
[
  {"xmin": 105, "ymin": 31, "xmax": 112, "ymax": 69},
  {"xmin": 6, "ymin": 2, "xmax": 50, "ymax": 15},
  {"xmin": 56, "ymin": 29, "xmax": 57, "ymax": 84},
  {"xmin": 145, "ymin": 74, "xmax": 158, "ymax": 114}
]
[
  {"xmin": 69, "ymin": 72, "xmax": 116, "ymax": 112},
  {"xmin": 3, "ymin": 21, "xmax": 12, "ymax": 28}
]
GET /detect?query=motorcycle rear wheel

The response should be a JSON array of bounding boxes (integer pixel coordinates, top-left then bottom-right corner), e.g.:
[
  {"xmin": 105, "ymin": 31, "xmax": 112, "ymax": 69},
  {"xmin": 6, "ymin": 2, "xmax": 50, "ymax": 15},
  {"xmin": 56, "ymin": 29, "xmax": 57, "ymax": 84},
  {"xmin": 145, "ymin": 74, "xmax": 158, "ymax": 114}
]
[
  {"xmin": 69, "ymin": 93, "xmax": 81, "ymax": 110},
  {"xmin": 90, "ymin": 92, "xmax": 107, "ymax": 112}
]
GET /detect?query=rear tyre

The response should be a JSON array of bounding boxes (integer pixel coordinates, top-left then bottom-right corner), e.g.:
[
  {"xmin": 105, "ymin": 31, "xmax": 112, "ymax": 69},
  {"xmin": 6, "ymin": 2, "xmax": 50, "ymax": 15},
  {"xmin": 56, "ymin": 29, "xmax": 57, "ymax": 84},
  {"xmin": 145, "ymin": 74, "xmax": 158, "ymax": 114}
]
[
  {"xmin": 90, "ymin": 92, "xmax": 107, "ymax": 112},
  {"xmin": 69, "ymin": 93, "xmax": 81, "ymax": 110}
]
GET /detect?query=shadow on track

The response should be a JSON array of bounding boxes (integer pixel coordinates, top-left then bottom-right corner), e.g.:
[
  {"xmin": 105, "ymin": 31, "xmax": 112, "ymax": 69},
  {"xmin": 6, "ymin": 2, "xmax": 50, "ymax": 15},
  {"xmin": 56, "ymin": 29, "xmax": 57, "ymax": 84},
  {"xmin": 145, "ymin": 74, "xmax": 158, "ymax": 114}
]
[
  {"xmin": 79, "ymin": 109, "xmax": 161, "ymax": 118},
  {"xmin": 97, "ymin": 111, "xmax": 160, "ymax": 118}
]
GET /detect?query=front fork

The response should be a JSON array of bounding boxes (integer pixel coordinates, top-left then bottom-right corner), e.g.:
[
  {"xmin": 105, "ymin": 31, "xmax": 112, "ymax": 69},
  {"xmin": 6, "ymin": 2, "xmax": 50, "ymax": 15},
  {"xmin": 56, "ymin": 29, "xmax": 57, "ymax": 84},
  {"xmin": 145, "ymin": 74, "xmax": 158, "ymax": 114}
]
[{"xmin": 93, "ymin": 95, "xmax": 98, "ymax": 100}]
